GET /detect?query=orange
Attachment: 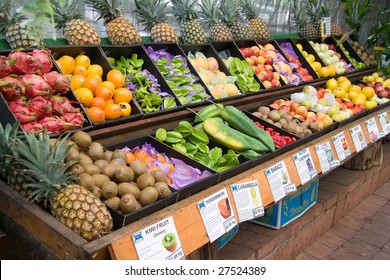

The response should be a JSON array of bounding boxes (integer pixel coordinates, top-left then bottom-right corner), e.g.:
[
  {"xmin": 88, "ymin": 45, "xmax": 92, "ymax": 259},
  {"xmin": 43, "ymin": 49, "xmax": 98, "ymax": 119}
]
[
  {"xmin": 58, "ymin": 55, "xmax": 76, "ymax": 75},
  {"xmin": 86, "ymin": 74, "xmax": 102, "ymax": 84},
  {"xmin": 318, "ymin": 67, "xmax": 330, "ymax": 78},
  {"xmin": 148, "ymin": 165, "xmax": 162, "ymax": 172},
  {"xmin": 72, "ymin": 65, "xmax": 88, "ymax": 76},
  {"xmin": 104, "ymin": 103, "xmax": 121, "ymax": 120},
  {"xmin": 74, "ymin": 87, "xmax": 94, "ymax": 107},
  {"xmin": 70, "ymin": 74, "xmax": 85, "ymax": 90},
  {"xmin": 152, "ymin": 154, "xmax": 166, "ymax": 163},
  {"xmin": 142, "ymin": 156, "xmax": 154, "ymax": 165},
  {"xmin": 88, "ymin": 107, "xmax": 105, "ymax": 123},
  {"xmin": 95, "ymin": 85, "xmax": 113, "ymax": 101},
  {"xmin": 134, "ymin": 149, "xmax": 148, "ymax": 160},
  {"xmin": 166, "ymin": 163, "xmax": 174, "ymax": 173},
  {"xmin": 83, "ymin": 76, "xmax": 101, "ymax": 93},
  {"xmin": 100, "ymin": 81, "xmax": 116, "ymax": 94},
  {"xmin": 75, "ymin": 55, "xmax": 91, "ymax": 69},
  {"xmin": 113, "ymin": 87, "xmax": 132, "ymax": 104},
  {"xmin": 90, "ymin": 96, "xmax": 106, "ymax": 109},
  {"xmin": 107, "ymin": 69, "xmax": 125, "ymax": 88},
  {"xmin": 55, "ymin": 60, "xmax": 65, "ymax": 74},
  {"xmin": 87, "ymin": 64, "xmax": 103, "ymax": 77},
  {"xmin": 361, "ymin": 86, "xmax": 375, "ymax": 99},
  {"xmin": 126, "ymin": 152, "xmax": 136, "ymax": 163},
  {"xmin": 326, "ymin": 65, "xmax": 337, "ymax": 77}
]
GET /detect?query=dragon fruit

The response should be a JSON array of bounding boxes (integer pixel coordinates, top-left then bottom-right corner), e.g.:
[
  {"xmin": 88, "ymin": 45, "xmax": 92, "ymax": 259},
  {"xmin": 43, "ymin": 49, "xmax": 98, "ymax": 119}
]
[
  {"xmin": 9, "ymin": 101, "xmax": 38, "ymax": 124},
  {"xmin": 22, "ymin": 122, "xmax": 44, "ymax": 133},
  {"xmin": 49, "ymin": 95, "xmax": 80, "ymax": 115},
  {"xmin": 39, "ymin": 116, "xmax": 82, "ymax": 134},
  {"xmin": 60, "ymin": 112, "xmax": 84, "ymax": 126},
  {"xmin": 30, "ymin": 96, "xmax": 53, "ymax": 119},
  {"xmin": 0, "ymin": 56, "xmax": 15, "ymax": 78},
  {"xmin": 29, "ymin": 49, "xmax": 53, "ymax": 75},
  {"xmin": 43, "ymin": 71, "xmax": 70, "ymax": 94},
  {"xmin": 0, "ymin": 76, "xmax": 25, "ymax": 102},
  {"xmin": 8, "ymin": 51, "xmax": 38, "ymax": 75},
  {"xmin": 20, "ymin": 74, "xmax": 52, "ymax": 99}
]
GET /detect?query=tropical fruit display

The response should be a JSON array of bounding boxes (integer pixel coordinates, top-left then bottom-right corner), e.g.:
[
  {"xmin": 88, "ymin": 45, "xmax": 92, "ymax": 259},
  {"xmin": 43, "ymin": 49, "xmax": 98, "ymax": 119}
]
[
  {"xmin": 240, "ymin": 0, "xmax": 270, "ymax": 40},
  {"xmin": 362, "ymin": 72, "xmax": 390, "ymax": 98},
  {"xmin": 220, "ymin": 0, "xmax": 253, "ymax": 40},
  {"xmin": 295, "ymin": 42, "xmax": 328, "ymax": 78},
  {"xmin": 0, "ymin": 49, "xmax": 86, "ymax": 133}
]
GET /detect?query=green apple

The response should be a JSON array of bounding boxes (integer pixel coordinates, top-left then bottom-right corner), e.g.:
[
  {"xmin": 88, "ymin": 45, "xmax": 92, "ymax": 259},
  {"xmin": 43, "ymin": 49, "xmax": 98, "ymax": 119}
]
[
  {"xmin": 301, "ymin": 99, "xmax": 312, "ymax": 108},
  {"xmin": 326, "ymin": 105, "xmax": 340, "ymax": 117},
  {"xmin": 331, "ymin": 113, "xmax": 343, "ymax": 122},
  {"xmin": 364, "ymin": 100, "xmax": 377, "ymax": 110},
  {"xmin": 317, "ymin": 98, "xmax": 328, "ymax": 106}
]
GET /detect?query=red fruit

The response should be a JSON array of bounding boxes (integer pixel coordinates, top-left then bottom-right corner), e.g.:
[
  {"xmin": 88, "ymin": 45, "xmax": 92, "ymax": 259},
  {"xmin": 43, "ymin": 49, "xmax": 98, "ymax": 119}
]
[
  {"xmin": 0, "ymin": 56, "xmax": 15, "ymax": 78},
  {"xmin": 60, "ymin": 112, "xmax": 84, "ymax": 127},
  {"xmin": 43, "ymin": 71, "xmax": 70, "ymax": 94},
  {"xmin": 39, "ymin": 116, "xmax": 82, "ymax": 133},
  {"xmin": 30, "ymin": 96, "xmax": 53, "ymax": 119},
  {"xmin": 9, "ymin": 102, "xmax": 37, "ymax": 124},
  {"xmin": 49, "ymin": 95, "xmax": 80, "ymax": 115},
  {"xmin": 29, "ymin": 49, "xmax": 53, "ymax": 75},
  {"xmin": 21, "ymin": 122, "xmax": 44, "ymax": 133},
  {"xmin": 20, "ymin": 74, "xmax": 52, "ymax": 98},
  {"xmin": 8, "ymin": 51, "xmax": 37, "ymax": 75},
  {"xmin": 0, "ymin": 76, "xmax": 25, "ymax": 102}
]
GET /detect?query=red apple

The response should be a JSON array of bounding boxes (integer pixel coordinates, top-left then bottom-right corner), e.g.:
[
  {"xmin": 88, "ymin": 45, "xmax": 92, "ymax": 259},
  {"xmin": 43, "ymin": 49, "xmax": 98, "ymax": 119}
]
[
  {"xmin": 335, "ymin": 97, "xmax": 343, "ymax": 104},
  {"xmin": 271, "ymin": 79, "xmax": 281, "ymax": 87},
  {"xmin": 259, "ymin": 49, "xmax": 267, "ymax": 58},
  {"xmin": 265, "ymin": 65, "xmax": 273, "ymax": 72},
  {"xmin": 251, "ymin": 46, "xmax": 260, "ymax": 56},
  {"xmin": 263, "ymin": 80, "xmax": 272, "ymax": 89},
  {"xmin": 290, "ymin": 102, "xmax": 299, "ymax": 111},
  {"xmin": 344, "ymin": 101, "xmax": 354, "ymax": 108},
  {"xmin": 295, "ymin": 105, "xmax": 308, "ymax": 118},
  {"xmin": 258, "ymin": 64, "xmax": 266, "ymax": 72},
  {"xmin": 280, "ymin": 105, "xmax": 291, "ymax": 113},
  {"xmin": 265, "ymin": 56, "xmax": 274, "ymax": 65},
  {"xmin": 246, "ymin": 57, "xmax": 254, "ymax": 66},
  {"xmin": 340, "ymin": 103, "xmax": 347, "ymax": 110},
  {"xmin": 257, "ymin": 56, "xmax": 266, "ymax": 65},
  {"xmin": 257, "ymin": 72, "xmax": 266, "ymax": 81},
  {"xmin": 266, "ymin": 72, "xmax": 274, "ymax": 81}
]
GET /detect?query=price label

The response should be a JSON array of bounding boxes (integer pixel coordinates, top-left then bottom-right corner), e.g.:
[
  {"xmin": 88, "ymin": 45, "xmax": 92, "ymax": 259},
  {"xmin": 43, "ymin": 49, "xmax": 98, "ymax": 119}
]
[
  {"xmin": 265, "ymin": 160, "xmax": 296, "ymax": 202},
  {"xmin": 350, "ymin": 125, "xmax": 367, "ymax": 153},
  {"xmin": 378, "ymin": 112, "xmax": 390, "ymax": 135},
  {"xmin": 365, "ymin": 117, "xmax": 381, "ymax": 142},
  {"xmin": 332, "ymin": 131, "xmax": 351, "ymax": 162},
  {"xmin": 293, "ymin": 148, "xmax": 317, "ymax": 185},
  {"xmin": 197, "ymin": 189, "xmax": 237, "ymax": 243},
  {"xmin": 321, "ymin": 17, "xmax": 331, "ymax": 37},
  {"xmin": 230, "ymin": 180, "xmax": 264, "ymax": 222},
  {"xmin": 315, "ymin": 141, "xmax": 338, "ymax": 173},
  {"xmin": 132, "ymin": 216, "xmax": 184, "ymax": 260}
]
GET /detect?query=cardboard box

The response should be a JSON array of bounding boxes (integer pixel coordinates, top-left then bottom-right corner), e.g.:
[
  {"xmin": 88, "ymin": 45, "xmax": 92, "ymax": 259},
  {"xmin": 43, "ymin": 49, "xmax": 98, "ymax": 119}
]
[{"xmin": 251, "ymin": 177, "xmax": 319, "ymax": 229}]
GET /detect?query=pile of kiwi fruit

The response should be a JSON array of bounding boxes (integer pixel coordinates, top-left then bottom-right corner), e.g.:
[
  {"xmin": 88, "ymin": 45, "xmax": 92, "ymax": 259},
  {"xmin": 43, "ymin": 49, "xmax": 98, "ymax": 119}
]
[
  {"xmin": 252, "ymin": 106, "xmax": 319, "ymax": 138},
  {"xmin": 347, "ymin": 39, "xmax": 377, "ymax": 67},
  {"xmin": 65, "ymin": 131, "xmax": 173, "ymax": 215}
]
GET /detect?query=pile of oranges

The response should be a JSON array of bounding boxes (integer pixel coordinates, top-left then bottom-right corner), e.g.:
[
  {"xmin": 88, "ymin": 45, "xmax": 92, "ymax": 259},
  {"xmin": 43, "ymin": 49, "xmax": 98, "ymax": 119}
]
[{"xmin": 56, "ymin": 54, "xmax": 133, "ymax": 123}]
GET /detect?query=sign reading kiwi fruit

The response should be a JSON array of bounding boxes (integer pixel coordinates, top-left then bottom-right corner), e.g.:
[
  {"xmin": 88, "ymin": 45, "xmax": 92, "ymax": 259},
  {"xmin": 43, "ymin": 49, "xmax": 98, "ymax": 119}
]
[
  {"xmin": 132, "ymin": 216, "xmax": 184, "ymax": 260},
  {"xmin": 265, "ymin": 160, "xmax": 296, "ymax": 202},
  {"xmin": 315, "ymin": 141, "xmax": 339, "ymax": 174},
  {"xmin": 230, "ymin": 180, "xmax": 264, "ymax": 222},
  {"xmin": 197, "ymin": 188, "xmax": 237, "ymax": 243},
  {"xmin": 332, "ymin": 131, "xmax": 351, "ymax": 162},
  {"xmin": 292, "ymin": 148, "xmax": 318, "ymax": 186}
]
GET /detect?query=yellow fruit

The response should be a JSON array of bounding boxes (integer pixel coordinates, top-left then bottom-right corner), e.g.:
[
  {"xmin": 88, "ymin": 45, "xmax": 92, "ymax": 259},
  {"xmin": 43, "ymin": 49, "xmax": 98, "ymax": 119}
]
[
  {"xmin": 70, "ymin": 74, "xmax": 86, "ymax": 90},
  {"xmin": 307, "ymin": 54, "xmax": 315, "ymax": 64},
  {"xmin": 311, "ymin": 61, "xmax": 321, "ymax": 72},
  {"xmin": 75, "ymin": 55, "xmax": 91, "ymax": 69},
  {"xmin": 318, "ymin": 67, "xmax": 330, "ymax": 78},
  {"xmin": 74, "ymin": 87, "xmax": 94, "ymax": 107},
  {"xmin": 296, "ymin": 44, "xmax": 303, "ymax": 51},
  {"xmin": 361, "ymin": 86, "xmax": 375, "ymax": 99},
  {"xmin": 365, "ymin": 76, "xmax": 374, "ymax": 83},
  {"xmin": 326, "ymin": 78, "xmax": 338, "ymax": 90},
  {"xmin": 87, "ymin": 64, "xmax": 103, "ymax": 77},
  {"xmin": 347, "ymin": 90, "xmax": 360, "ymax": 100},
  {"xmin": 353, "ymin": 94, "xmax": 367, "ymax": 105},
  {"xmin": 348, "ymin": 85, "xmax": 361, "ymax": 93},
  {"xmin": 58, "ymin": 55, "xmax": 75, "ymax": 75},
  {"xmin": 339, "ymin": 80, "xmax": 352, "ymax": 92},
  {"xmin": 333, "ymin": 87, "xmax": 346, "ymax": 98},
  {"xmin": 372, "ymin": 72, "xmax": 379, "ymax": 79},
  {"xmin": 336, "ymin": 76, "xmax": 348, "ymax": 84},
  {"xmin": 326, "ymin": 65, "xmax": 337, "ymax": 76},
  {"xmin": 375, "ymin": 77, "xmax": 384, "ymax": 83}
]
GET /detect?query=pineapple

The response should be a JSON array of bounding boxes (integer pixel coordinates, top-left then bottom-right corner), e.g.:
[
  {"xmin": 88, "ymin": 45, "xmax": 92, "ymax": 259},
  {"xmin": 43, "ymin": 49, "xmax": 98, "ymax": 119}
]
[
  {"xmin": 0, "ymin": 0, "xmax": 44, "ymax": 49},
  {"xmin": 50, "ymin": 0, "xmax": 101, "ymax": 45},
  {"xmin": 309, "ymin": 0, "xmax": 343, "ymax": 36},
  {"xmin": 198, "ymin": 0, "xmax": 233, "ymax": 41},
  {"xmin": 240, "ymin": 0, "xmax": 270, "ymax": 40},
  {"xmin": 84, "ymin": 0, "xmax": 141, "ymax": 45},
  {"xmin": 171, "ymin": 0, "xmax": 206, "ymax": 44},
  {"xmin": 135, "ymin": 0, "xmax": 178, "ymax": 43},
  {"xmin": 220, "ymin": 0, "xmax": 253, "ymax": 40},
  {"xmin": 291, "ymin": 0, "xmax": 320, "ymax": 39},
  {"xmin": 0, "ymin": 123, "xmax": 113, "ymax": 241}
]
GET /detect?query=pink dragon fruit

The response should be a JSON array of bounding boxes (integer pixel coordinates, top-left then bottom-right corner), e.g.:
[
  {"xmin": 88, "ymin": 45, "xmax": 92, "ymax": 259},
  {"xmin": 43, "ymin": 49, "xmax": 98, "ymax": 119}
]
[
  {"xmin": 30, "ymin": 96, "xmax": 53, "ymax": 119},
  {"xmin": 0, "ymin": 76, "xmax": 25, "ymax": 102},
  {"xmin": 29, "ymin": 49, "xmax": 53, "ymax": 75},
  {"xmin": 39, "ymin": 116, "xmax": 82, "ymax": 134},
  {"xmin": 0, "ymin": 56, "xmax": 15, "ymax": 78},
  {"xmin": 21, "ymin": 122, "xmax": 44, "ymax": 133},
  {"xmin": 8, "ymin": 51, "xmax": 38, "ymax": 75},
  {"xmin": 43, "ymin": 71, "xmax": 70, "ymax": 94},
  {"xmin": 60, "ymin": 112, "xmax": 85, "ymax": 128},
  {"xmin": 9, "ymin": 101, "xmax": 38, "ymax": 124},
  {"xmin": 49, "ymin": 95, "xmax": 80, "ymax": 115},
  {"xmin": 20, "ymin": 74, "xmax": 52, "ymax": 99}
]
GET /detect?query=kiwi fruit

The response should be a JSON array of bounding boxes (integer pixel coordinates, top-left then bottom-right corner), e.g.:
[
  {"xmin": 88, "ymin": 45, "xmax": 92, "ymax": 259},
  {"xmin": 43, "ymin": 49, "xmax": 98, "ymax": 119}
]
[
  {"xmin": 92, "ymin": 174, "xmax": 111, "ymax": 188},
  {"xmin": 87, "ymin": 142, "xmax": 104, "ymax": 161},
  {"xmin": 82, "ymin": 163, "xmax": 101, "ymax": 176},
  {"xmin": 102, "ymin": 164, "xmax": 118, "ymax": 180},
  {"xmin": 91, "ymin": 186, "xmax": 102, "ymax": 198},
  {"xmin": 118, "ymin": 182, "xmax": 140, "ymax": 199},
  {"xmin": 64, "ymin": 147, "xmax": 79, "ymax": 163},
  {"xmin": 110, "ymin": 158, "xmax": 127, "ymax": 166},
  {"xmin": 76, "ymin": 173, "xmax": 95, "ymax": 191},
  {"xmin": 279, "ymin": 118, "xmax": 288, "ymax": 128},
  {"xmin": 309, "ymin": 122, "xmax": 320, "ymax": 132},
  {"xmin": 101, "ymin": 181, "xmax": 118, "ymax": 199},
  {"xmin": 154, "ymin": 182, "xmax": 172, "ymax": 199},
  {"xmin": 304, "ymin": 129, "xmax": 312, "ymax": 136},
  {"xmin": 130, "ymin": 161, "xmax": 147, "ymax": 177},
  {"xmin": 120, "ymin": 194, "xmax": 138, "ymax": 214},
  {"xmin": 129, "ymin": 181, "xmax": 139, "ymax": 188},
  {"xmin": 137, "ymin": 173, "xmax": 155, "ymax": 190},
  {"xmin": 67, "ymin": 140, "xmax": 79, "ymax": 151},
  {"xmin": 258, "ymin": 106, "xmax": 270, "ymax": 116},
  {"xmin": 94, "ymin": 159, "xmax": 109, "ymax": 171},
  {"xmin": 69, "ymin": 164, "xmax": 84, "ymax": 176},
  {"xmin": 102, "ymin": 150, "xmax": 113, "ymax": 162},
  {"xmin": 135, "ymin": 200, "xmax": 142, "ymax": 210},
  {"xmin": 265, "ymin": 119, "xmax": 274, "ymax": 124},
  {"xmin": 104, "ymin": 197, "xmax": 121, "ymax": 211},
  {"xmin": 150, "ymin": 170, "xmax": 168, "ymax": 183},
  {"xmin": 112, "ymin": 149, "xmax": 128, "ymax": 163},
  {"xmin": 269, "ymin": 110, "xmax": 281, "ymax": 122},
  {"xmin": 138, "ymin": 187, "xmax": 159, "ymax": 206},
  {"xmin": 273, "ymin": 122, "xmax": 282, "ymax": 128},
  {"xmin": 78, "ymin": 153, "xmax": 93, "ymax": 165},
  {"xmin": 252, "ymin": 112, "xmax": 262, "ymax": 119},
  {"xmin": 114, "ymin": 165, "xmax": 134, "ymax": 182},
  {"xmin": 71, "ymin": 131, "xmax": 92, "ymax": 149}
]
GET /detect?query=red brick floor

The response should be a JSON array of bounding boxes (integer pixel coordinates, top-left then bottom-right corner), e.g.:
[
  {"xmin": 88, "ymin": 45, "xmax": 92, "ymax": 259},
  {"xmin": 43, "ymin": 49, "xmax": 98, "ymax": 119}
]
[{"xmin": 296, "ymin": 181, "xmax": 390, "ymax": 260}]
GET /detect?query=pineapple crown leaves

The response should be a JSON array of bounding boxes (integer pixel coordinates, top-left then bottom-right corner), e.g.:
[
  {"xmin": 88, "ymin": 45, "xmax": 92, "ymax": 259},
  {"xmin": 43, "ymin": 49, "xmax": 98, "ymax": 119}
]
[
  {"xmin": 0, "ymin": 122, "xmax": 22, "ymax": 178},
  {"xmin": 12, "ymin": 130, "xmax": 77, "ymax": 206},
  {"xmin": 220, "ymin": 0, "xmax": 242, "ymax": 26},
  {"xmin": 198, "ymin": 0, "xmax": 223, "ymax": 26},
  {"xmin": 0, "ymin": 0, "xmax": 27, "ymax": 35},
  {"xmin": 171, "ymin": 0, "xmax": 199, "ymax": 23},
  {"xmin": 135, "ymin": 0, "xmax": 169, "ymax": 31},
  {"xmin": 240, "ymin": 0, "xmax": 262, "ymax": 20},
  {"xmin": 84, "ymin": 0, "xmax": 123, "ymax": 25},
  {"xmin": 291, "ymin": 0, "xmax": 309, "ymax": 28},
  {"xmin": 50, "ymin": 0, "xmax": 85, "ymax": 30}
]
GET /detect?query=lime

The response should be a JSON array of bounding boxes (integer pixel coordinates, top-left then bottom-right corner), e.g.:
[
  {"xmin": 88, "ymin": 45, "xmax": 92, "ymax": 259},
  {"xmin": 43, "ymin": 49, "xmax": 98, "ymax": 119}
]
[{"xmin": 155, "ymin": 128, "xmax": 167, "ymax": 142}]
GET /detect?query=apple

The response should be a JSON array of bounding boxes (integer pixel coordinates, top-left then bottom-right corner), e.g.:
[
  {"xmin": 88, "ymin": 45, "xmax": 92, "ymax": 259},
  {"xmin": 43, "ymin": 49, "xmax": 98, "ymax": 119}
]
[
  {"xmin": 315, "ymin": 119, "xmax": 325, "ymax": 129},
  {"xmin": 257, "ymin": 72, "xmax": 266, "ymax": 81},
  {"xmin": 317, "ymin": 98, "xmax": 328, "ymax": 106},
  {"xmin": 246, "ymin": 57, "xmax": 254, "ymax": 66},
  {"xmin": 326, "ymin": 105, "xmax": 340, "ymax": 117},
  {"xmin": 266, "ymin": 71, "xmax": 274, "ymax": 81},
  {"xmin": 259, "ymin": 49, "xmax": 267, "ymax": 58},
  {"xmin": 271, "ymin": 79, "xmax": 281, "ymax": 87},
  {"xmin": 251, "ymin": 46, "xmax": 260, "ymax": 56},
  {"xmin": 265, "ymin": 65, "xmax": 273, "ymax": 72},
  {"xmin": 301, "ymin": 99, "xmax": 312, "ymax": 109},
  {"xmin": 273, "ymin": 72, "xmax": 280, "ymax": 81},
  {"xmin": 335, "ymin": 97, "xmax": 343, "ymax": 104},
  {"xmin": 306, "ymin": 111, "xmax": 317, "ymax": 122},
  {"xmin": 257, "ymin": 56, "xmax": 266, "ymax": 65},
  {"xmin": 331, "ymin": 113, "xmax": 343, "ymax": 122},
  {"xmin": 265, "ymin": 56, "xmax": 274, "ymax": 65},
  {"xmin": 294, "ymin": 114, "xmax": 304, "ymax": 121},
  {"xmin": 316, "ymin": 111, "xmax": 326, "ymax": 120},
  {"xmin": 364, "ymin": 100, "xmax": 377, "ymax": 110},
  {"xmin": 280, "ymin": 105, "xmax": 291, "ymax": 113},
  {"xmin": 258, "ymin": 64, "xmax": 266, "ymax": 72},
  {"xmin": 290, "ymin": 101, "xmax": 299, "ymax": 111},
  {"xmin": 263, "ymin": 80, "xmax": 272, "ymax": 89},
  {"xmin": 295, "ymin": 105, "xmax": 308, "ymax": 118},
  {"xmin": 343, "ymin": 108, "xmax": 354, "ymax": 117}
]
